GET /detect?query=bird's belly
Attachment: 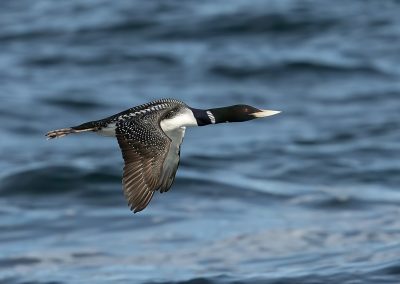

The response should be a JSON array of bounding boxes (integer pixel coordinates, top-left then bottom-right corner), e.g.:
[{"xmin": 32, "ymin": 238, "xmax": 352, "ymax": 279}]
[{"xmin": 97, "ymin": 123, "xmax": 116, "ymax": 137}]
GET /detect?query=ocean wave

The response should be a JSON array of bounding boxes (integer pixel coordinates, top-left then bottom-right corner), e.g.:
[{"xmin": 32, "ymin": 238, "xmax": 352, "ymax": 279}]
[
  {"xmin": 23, "ymin": 53, "xmax": 179, "ymax": 68},
  {"xmin": 41, "ymin": 97, "xmax": 106, "ymax": 110},
  {"xmin": 151, "ymin": 11, "xmax": 338, "ymax": 40},
  {"xmin": 203, "ymin": 12, "xmax": 335, "ymax": 34},
  {"xmin": 209, "ymin": 60, "xmax": 384, "ymax": 79},
  {"xmin": 375, "ymin": 261, "xmax": 400, "ymax": 276},
  {"xmin": 316, "ymin": 91, "xmax": 400, "ymax": 105},
  {"xmin": 0, "ymin": 29, "xmax": 61, "ymax": 42},
  {"xmin": 174, "ymin": 176, "xmax": 286, "ymax": 202},
  {"xmin": 95, "ymin": 19, "xmax": 157, "ymax": 34},
  {"xmin": 268, "ymin": 159, "xmax": 400, "ymax": 189},
  {"xmin": 0, "ymin": 165, "xmax": 119, "ymax": 196},
  {"xmin": 0, "ymin": 164, "xmax": 285, "ymax": 204},
  {"xmin": 0, "ymin": 6, "xmax": 341, "ymax": 43},
  {"xmin": 145, "ymin": 271, "xmax": 400, "ymax": 284},
  {"xmin": 289, "ymin": 193, "xmax": 367, "ymax": 210},
  {"xmin": 0, "ymin": 257, "xmax": 40, "ymax": 268}
]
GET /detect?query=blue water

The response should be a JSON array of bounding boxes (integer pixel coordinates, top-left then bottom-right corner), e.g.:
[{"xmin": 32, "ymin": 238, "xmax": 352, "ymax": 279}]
[{"xmin": 1, "ymin": 1, "xmax": 400, "ymax": 283}]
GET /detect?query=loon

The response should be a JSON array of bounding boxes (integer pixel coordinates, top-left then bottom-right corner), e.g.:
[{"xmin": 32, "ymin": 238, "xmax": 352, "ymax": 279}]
[{"xmin": 46, "ymin": 98, "xmax": 280, "ymax": 213}]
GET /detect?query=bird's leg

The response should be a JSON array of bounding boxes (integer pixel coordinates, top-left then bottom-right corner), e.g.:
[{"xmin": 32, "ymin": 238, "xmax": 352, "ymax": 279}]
[{"xmin": 45, "ymin": 127, "xmax": 98, "ymax": 139}]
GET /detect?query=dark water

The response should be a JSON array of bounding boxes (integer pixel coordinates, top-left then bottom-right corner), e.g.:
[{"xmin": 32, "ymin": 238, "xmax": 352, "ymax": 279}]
[{"xmin": 1, "ymin": 0, "xmax": 400, "ymax": 283}]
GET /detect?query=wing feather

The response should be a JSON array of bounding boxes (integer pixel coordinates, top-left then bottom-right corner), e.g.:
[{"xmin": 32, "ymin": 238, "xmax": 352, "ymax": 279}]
[
  {"xmin": 115, "ymin": 106, "xmax": 186, "ymax": 213},
  {"xmin": 116, "ymin": 108, "xmax": 186, "ymax": 213}
]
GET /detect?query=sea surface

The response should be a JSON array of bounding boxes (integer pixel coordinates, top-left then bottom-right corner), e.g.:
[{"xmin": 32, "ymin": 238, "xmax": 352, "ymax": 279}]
[{"xmin": 1, "ymin": 1, "xmax": 400, "ymax": 283}]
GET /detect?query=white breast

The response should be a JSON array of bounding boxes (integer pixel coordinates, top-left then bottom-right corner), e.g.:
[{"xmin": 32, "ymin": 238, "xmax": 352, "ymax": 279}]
[{"xmin": 160, "ymin": 109, "xmax": 197, "ymax": 133}]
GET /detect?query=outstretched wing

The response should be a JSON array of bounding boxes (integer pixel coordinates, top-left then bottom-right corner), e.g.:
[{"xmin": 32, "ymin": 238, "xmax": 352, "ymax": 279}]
[{"xmin": 116, "ymin": 111, "xmax": 184, "ymax": 213}]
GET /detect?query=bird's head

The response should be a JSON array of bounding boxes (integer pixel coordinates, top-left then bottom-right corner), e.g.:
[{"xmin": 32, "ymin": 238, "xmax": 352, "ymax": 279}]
[
  {"xmin": 202, "ymin": 104, "xmax": 280, "ymax": 124},
  {"xmin": 189, "ymin": 104, "xmax": 281, "ymax": 126},
  {"xmin": 222, "ymin": 104, "xmax": 281, "ymax": 122}
]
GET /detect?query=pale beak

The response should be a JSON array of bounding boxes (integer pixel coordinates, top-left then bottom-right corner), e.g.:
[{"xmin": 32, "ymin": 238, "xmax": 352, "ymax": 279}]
[{"xmin": 251, "ymin": 109, "xmax": 281, "ymax": 118}]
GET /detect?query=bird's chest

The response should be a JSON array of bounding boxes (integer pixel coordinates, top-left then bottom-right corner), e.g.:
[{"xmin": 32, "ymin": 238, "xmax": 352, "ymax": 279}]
[{"xmin": 160, "ymin": 111, "xmax": 197, "ymax": 133}]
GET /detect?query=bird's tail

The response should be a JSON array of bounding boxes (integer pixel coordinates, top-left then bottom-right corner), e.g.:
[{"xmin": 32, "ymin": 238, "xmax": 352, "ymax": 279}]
[{"xmin": 46, "ymin": 122, "xmax": 99, "ymax": 140}]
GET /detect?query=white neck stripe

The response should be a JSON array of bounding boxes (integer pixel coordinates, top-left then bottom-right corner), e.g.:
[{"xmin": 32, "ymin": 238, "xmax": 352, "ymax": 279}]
[{"xmin": 206, "ymin": 111, "xmax": 216, "ymax": 124}]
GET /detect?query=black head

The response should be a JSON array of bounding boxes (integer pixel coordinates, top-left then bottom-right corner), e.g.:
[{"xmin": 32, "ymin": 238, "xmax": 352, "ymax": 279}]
[
  {"xmin": 212, "ymin": 105, "xmax": 262, "ymax": 123},
  {"xmin": 190, "ymin": 104, "xmax": 280, "ymax": 126}
]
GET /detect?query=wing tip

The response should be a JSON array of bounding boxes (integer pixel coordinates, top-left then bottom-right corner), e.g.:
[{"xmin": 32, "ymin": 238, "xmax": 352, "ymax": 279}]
[{"xmin": 129, "ymin": 191, "xmax": 155, "ymax": 214}]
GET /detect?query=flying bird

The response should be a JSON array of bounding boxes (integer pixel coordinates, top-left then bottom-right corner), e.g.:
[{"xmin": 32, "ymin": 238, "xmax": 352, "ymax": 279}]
[{"xmin": 46, "ymin": 98, "xmax": 280, "ymax": 213}]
